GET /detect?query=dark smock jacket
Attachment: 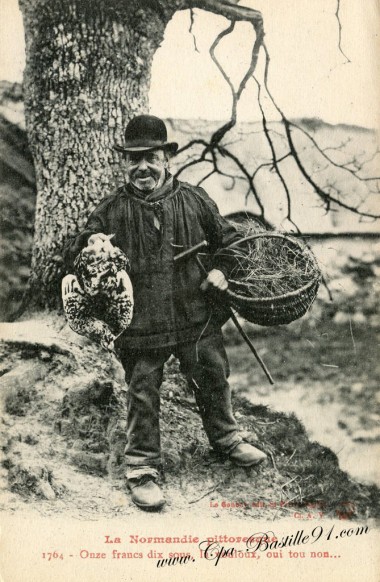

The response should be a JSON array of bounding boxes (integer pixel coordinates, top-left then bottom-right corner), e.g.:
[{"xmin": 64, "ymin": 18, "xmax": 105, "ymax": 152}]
[{"xmin": 63, "ymin": 176, "xmax": 240, "ymax": 350}]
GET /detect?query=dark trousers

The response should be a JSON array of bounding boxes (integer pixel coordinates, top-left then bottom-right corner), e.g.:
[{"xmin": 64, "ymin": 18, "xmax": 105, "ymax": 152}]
[{"xmin": 117, "ymin": 332, "xmax": 241, "ymax": 468}]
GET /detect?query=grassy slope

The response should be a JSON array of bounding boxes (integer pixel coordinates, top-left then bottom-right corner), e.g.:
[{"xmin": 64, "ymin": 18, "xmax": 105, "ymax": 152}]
[{"xmin": 0, "ymin": 315, "xmax": 378, "ymax": 522}]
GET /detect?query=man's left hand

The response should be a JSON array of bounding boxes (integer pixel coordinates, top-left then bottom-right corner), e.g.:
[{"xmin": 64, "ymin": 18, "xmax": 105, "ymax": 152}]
[{"xmin": 200, "ymin": 269, "xmax": 228, "ymax": 292}]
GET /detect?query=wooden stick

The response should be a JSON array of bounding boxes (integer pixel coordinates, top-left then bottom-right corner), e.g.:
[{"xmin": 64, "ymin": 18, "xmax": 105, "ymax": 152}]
[
  {"xmin": 229, "ymin": 309, "xmax": 274, "ymax": 385},
  {"xmin": 174, "ymin": 240, "xmax": 208, "ymax": 262}
]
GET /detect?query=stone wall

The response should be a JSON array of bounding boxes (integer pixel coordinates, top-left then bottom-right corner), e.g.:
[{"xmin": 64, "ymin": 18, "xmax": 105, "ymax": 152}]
[{"xmin": 308, "ymin": 237, "xmax": 380, "ymax": 329}]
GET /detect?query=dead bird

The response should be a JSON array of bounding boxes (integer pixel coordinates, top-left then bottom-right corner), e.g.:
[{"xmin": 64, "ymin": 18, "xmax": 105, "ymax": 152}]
[{"xmin": 62, "ymin": 234, "xmax": 134, "ymax": 350}]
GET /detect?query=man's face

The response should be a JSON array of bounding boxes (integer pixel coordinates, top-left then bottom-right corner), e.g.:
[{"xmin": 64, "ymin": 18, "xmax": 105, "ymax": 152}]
[{"xmin": 123, "ymin": 149, "xmax": 168, "ymax": 192}]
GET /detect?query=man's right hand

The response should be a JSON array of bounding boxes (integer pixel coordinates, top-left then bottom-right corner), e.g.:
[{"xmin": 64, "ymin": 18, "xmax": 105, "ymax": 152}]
[
  {"xmin": 87, "ymin": 233, "xmax": 109, "ymax": 246},
  {"xmin": 87, "ymin": 233, "xmax": 115, "ymax": 256}
]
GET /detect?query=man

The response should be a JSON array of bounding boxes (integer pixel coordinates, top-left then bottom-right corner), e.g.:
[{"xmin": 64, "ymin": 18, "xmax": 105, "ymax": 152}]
[{"xmin": 64, "ymin": 114, "xmax": 267, "ymax": 511}]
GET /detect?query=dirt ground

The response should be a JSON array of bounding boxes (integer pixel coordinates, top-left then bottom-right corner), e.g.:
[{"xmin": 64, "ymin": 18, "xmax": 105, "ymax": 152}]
[
  {"xmin": 226, "ymin": 319, "xmax": 380, "ymax": 484},
  {"xmin": 0, "ymin": 314, "xmax": 379, "ymax": 524}
]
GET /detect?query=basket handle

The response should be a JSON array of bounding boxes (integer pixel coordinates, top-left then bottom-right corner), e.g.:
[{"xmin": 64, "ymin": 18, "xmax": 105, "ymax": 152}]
[{"xmin": 224, "ymin": 232, "xmax": 306, "ymax": 252}]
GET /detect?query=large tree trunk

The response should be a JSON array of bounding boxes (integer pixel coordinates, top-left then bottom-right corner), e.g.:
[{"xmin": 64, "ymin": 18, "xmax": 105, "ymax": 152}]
[{"xmin": 19, "ymin": 0, "xmax": 176, "ymax": 308}]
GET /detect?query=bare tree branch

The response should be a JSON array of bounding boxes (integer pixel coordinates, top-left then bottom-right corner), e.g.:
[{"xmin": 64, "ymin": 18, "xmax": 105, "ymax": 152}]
[
  {"xmin": 174, "ymin": 10, "xmax": 266, "ymax": 215},
  {"xmin": 188, "ymin": 8, "xmax": 200, "ymax": 52},
  {"xmin": 175, "ymin": 2, "xmax": 379, "ymax": 232},
  {"xmin": 253, "ymin": 75, "xmax": 293, "ymax": 222},
  {"xmin": 197, "ymin": 169, "xmax": 216, "ymax": 186},
  {"xmin": 189, "ymin": 0, "xmax": 263, "ymax": 30},
  {"xmin": 260, "ymin": 43, "xmax": 380, "ymax": 219},
  {"xmin": 289, "ymin": 122, "xmax": 380, "ymax": 182},
  {"xmin": 209, "ymin": 17, "xmax": 263, "ymax": 145},
  {"xmin": 335, "ymin": 0, "xmax": 351, "ymax": 63},
  {"xmin": 217, "ymin": 144, "xmax": 265, "ymax": 215},
  {"xmin": 251, "ymin": 153, "xmax": 291, "ymax": 181}
]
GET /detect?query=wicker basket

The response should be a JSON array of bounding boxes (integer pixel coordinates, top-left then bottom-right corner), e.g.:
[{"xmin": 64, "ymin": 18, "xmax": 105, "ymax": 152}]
[{"xmin": 224, "ymin": 233, "xmax": 321, "ymax": 326}]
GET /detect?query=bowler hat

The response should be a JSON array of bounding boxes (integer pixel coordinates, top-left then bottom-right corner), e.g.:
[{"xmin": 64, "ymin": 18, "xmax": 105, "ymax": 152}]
[{"xmin": 114, "ymin": 114, "xmax": 178, "ymax": 155}]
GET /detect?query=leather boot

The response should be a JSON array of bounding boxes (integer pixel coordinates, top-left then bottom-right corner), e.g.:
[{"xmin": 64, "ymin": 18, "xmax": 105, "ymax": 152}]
[
  {"xmin": 127, "ymin": 475, "xmax": 166, "ymax": 511},
  {"xmin": 228, "ymin": 442, "xmax": 267, "ymax": 467}
]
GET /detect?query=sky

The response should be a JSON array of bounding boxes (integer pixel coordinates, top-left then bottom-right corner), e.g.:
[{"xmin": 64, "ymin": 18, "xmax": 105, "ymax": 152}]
[{"xmin": 1, "ymin": 0, "xmax": 379, "ymax": 128}]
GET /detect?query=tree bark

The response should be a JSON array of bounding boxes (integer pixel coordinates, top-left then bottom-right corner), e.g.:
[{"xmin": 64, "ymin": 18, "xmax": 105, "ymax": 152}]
[{"xmin": 19, "ymin": 0, "xmax": 175, "ymax": 307}]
